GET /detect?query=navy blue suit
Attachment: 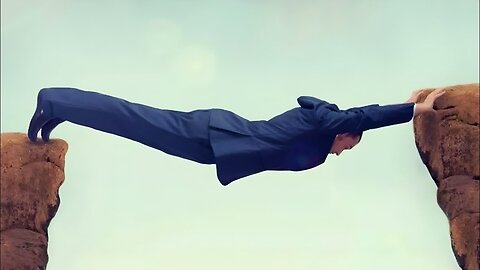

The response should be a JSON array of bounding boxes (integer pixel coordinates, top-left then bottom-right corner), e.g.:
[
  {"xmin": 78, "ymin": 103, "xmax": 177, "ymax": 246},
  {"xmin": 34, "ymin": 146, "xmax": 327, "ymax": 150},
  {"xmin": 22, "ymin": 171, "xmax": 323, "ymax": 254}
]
[{"xmin": 28, "ymin": 88, "xmax": 415, "ymax": 186}]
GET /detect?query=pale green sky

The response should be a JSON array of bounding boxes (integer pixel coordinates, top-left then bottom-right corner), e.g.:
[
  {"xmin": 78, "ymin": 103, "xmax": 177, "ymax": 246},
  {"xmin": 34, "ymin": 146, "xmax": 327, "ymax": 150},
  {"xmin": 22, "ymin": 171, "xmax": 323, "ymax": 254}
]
[{"xmin": 1, "ymin": 1, "xmax": 478, "ymax": 269}]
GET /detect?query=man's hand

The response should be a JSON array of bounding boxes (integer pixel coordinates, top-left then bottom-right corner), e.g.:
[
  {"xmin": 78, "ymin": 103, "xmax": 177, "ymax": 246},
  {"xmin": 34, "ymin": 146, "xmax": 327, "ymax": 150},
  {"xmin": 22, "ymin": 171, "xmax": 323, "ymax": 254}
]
[
  {"xmin": 406, "ymin": 89, "xmax": 424, "ymax": 103},
  {"xmin": 414, "ymin": 88, "xmax": 447, "ymax": 116}
]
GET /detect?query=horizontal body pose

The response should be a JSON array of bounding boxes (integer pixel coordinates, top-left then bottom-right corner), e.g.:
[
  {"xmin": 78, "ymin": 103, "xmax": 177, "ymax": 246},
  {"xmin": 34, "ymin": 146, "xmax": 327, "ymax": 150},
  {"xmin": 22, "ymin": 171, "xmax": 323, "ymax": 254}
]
[{"xmin": 28, "ymin": 87, "xmax": 445, "ymax": 185}]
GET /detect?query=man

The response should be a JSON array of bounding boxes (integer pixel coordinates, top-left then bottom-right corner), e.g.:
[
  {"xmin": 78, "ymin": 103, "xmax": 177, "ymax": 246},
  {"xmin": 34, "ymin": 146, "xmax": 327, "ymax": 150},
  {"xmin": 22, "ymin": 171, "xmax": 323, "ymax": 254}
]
[{"xmin": 28, "ymin": 87, "xmax": 446, "ymax": 186}]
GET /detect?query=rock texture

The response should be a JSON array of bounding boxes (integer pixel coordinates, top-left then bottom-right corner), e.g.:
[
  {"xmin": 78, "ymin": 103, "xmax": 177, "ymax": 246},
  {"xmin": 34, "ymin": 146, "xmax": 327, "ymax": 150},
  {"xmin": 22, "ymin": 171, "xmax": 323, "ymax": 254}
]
[
  {"xmin": 1, "ymin": 133, "xmax": 67, "ymax": 270},
  {"xmin": 414, "ymin": 83, "xmax": 479, "ymax": 270}
]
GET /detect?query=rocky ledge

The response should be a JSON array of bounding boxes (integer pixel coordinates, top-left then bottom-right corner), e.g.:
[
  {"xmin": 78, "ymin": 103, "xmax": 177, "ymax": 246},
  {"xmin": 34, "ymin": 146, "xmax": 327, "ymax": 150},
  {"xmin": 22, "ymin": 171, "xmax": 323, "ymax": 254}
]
[
  {"xmin": 1, "ymin": 133, "xmax": 67, "ymax": 270},
  {"xmin": 414, "ymin": 83, "xmax": 479, "ymax": 270}
]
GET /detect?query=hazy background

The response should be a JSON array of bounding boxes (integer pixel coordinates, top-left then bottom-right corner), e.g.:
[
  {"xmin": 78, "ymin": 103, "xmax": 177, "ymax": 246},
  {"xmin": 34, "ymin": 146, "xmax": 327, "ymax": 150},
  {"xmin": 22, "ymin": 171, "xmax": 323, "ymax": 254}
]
[{"xmin": 1, "ymin": 1, "xmax": 478, "ymax": 269}]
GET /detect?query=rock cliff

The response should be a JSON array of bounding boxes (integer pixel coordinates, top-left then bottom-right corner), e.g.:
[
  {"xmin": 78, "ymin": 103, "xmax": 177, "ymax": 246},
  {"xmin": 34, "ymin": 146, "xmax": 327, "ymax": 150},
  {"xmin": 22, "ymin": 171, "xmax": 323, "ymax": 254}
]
[
  {"xmin": 0, "ymin": 133, "xmax": 67, "ymax": 270},
  {"xmin": 414, "ymin": 83, "xmax": 479, "ymax": 270}
]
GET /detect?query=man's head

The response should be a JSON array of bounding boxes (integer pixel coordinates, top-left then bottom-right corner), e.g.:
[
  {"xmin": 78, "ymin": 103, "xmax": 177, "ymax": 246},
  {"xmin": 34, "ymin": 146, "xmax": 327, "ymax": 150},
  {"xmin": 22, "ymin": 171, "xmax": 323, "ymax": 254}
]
[{"xmin": 329, "ymin": 132, "xmax": 362, "ymax": 156}]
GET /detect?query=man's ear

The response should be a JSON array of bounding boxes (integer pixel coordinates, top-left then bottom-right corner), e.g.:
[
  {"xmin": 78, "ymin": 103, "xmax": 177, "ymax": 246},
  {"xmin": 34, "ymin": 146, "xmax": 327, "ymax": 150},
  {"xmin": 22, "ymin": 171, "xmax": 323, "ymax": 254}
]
[
  {"xmin": 344, "ymin": 133, "xmax": 358, "ymax": 139},
  {"xmin": 337, "ymin": 133, "xmax": 349, "ymax": 140}
]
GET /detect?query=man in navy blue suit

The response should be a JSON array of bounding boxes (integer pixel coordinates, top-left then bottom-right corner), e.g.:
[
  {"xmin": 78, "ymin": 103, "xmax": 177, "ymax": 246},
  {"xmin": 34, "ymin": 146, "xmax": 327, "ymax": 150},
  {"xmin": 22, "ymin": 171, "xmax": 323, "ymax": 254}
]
[{"xmin": 28, "ymin": 87, "xmax": 446, "ymax": 185}]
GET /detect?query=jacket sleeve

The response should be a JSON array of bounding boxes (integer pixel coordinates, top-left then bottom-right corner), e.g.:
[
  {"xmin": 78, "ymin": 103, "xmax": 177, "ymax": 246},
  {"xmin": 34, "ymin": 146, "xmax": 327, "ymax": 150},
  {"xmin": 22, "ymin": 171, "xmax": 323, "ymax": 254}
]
[{"xmin": 315, "ymin": 103, "xmax": 415, "ymax": 134}]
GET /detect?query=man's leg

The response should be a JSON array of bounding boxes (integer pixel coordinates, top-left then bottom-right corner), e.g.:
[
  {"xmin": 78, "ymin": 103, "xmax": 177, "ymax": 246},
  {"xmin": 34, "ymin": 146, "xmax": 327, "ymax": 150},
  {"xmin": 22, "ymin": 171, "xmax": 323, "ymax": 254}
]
[{"xmin": 29, "ymin": 87, "xmax": 215, "ymax": 164}]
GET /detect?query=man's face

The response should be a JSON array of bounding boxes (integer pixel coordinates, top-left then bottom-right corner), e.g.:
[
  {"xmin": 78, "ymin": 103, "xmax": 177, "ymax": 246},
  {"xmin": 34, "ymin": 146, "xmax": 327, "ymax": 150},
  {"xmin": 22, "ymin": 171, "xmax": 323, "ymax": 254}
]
[{"xmin": 329, "ymin": 133, "xmax": 360, "ymax": 156}]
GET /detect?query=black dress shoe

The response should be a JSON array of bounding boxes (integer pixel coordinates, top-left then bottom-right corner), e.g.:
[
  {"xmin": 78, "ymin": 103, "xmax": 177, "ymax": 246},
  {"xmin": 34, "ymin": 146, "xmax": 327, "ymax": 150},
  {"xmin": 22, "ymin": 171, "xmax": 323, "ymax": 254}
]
[
  {"xmin": 28, "ymin": 90, "xmax": 52, "ymax": 142},
  {"xmin": 28, "ymin": 108, "xmax": 50, "ymax": 142},
  {"xmin": 40, "ymin": 118, "xmax": 64, "ymax": 142}
]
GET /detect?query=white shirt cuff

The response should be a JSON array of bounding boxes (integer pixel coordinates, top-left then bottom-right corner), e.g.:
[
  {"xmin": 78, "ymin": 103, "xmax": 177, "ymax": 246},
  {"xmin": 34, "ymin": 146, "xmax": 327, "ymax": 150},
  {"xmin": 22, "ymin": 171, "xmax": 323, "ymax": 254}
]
[{"xmin": 411, "ymin": 104, "xmax": 416, "ymax": 121}]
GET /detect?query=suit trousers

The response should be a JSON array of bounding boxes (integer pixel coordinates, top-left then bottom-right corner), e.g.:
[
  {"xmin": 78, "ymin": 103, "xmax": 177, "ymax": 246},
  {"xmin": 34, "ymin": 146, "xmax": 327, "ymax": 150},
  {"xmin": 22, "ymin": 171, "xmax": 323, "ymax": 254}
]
[{"xmin": 41, "ymin": 88, "xmax": 216, "ymax": 164}]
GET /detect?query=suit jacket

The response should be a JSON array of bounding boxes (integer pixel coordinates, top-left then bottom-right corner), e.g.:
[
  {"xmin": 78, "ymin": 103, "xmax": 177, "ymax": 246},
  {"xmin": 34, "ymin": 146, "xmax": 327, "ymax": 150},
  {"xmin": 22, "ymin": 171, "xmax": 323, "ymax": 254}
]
[{"xmin": 209, "ymin": 96, "xmax": 415, "ymax": 185}]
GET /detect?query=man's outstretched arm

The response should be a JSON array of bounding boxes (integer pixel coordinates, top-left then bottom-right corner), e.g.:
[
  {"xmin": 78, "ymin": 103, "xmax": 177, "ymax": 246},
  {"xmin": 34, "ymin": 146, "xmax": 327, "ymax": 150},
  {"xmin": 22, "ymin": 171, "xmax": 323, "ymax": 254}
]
[{"xmin": 314, "ymin": 88, "xmax": 446, "ymax": 134}]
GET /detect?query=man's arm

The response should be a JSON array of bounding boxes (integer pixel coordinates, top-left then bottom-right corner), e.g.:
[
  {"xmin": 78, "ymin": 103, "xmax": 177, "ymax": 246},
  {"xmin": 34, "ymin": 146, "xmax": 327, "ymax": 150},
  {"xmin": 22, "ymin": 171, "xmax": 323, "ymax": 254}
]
[
  {"xmin": 314, "ymin": 88, "xmax": 446, "ymax": 134},
  {"xmin": 315, "ymin": 103, "xmax": 415, "ymax": 134}
]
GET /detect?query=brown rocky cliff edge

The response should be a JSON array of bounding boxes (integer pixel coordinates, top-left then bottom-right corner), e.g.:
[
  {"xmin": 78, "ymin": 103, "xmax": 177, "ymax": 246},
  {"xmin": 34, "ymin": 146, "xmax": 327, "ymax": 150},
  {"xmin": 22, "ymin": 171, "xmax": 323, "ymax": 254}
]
[
  {"xmin": 413, "ymin": 83, "xmax": 479, "ymax": 270},
  {"xmin": 0, "ymin": 133, "xmax": 68, "ymax": 270}
]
